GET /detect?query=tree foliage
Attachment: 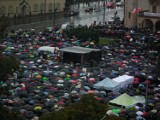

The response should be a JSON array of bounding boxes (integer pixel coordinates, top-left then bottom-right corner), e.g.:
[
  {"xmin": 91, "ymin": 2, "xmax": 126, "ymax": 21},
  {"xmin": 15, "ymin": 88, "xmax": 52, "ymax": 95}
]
[
  {"xmin": 0, "ymin": 18, "xmax": 9, "ymax": 41},
  {"xmin": 0, "ymin": 105, "xmax": 24, "ymax": 120},
  {"xmin": 66, "ymin": 26, "xmax": 99, "ymax": 43},
  {"xmin": 40, "ymin": 94, "xmax": 125, "ymax": 120},
  {"xmin": 0, "ymin": 53, "xmax": 19, "ymax": 81}
]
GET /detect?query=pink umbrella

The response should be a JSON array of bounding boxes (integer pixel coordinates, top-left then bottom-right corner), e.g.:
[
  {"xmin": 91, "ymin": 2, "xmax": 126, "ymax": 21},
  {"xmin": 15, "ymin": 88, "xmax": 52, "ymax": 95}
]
[
  {"xmin": 57, "ymin": 101, "xmax": 65, "ymax": 105},
  {"xmin": 88, "ymin": 78, "xmax": 96, "ymax": 82},
  {"xmin": 133, "ymin": 56, "xmax": 139, "ymax": 59},
  {"xmin": 69, "ymin": 80, "xmax": 78, "ymax": 83},
  {"xmin": 88, "ymin": 90, "xmax": 94, "ymax": 94},
  {"xmin": 126, "ymin": 35, "xmax": 131, "ymax": 39}
]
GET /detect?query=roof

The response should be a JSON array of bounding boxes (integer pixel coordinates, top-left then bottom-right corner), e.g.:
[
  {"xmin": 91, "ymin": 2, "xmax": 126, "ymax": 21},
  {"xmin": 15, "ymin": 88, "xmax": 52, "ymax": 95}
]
[
  {"xmin": 93, "ymin": 77, "xmax": 120, "ymax": 91},
  {"xmin": 109, "ymin": 93, "xmax": 139, "ymax": 108},
  {"xmin": 58, "ymin": 46, "xmax": 101, "ymax": 54}
]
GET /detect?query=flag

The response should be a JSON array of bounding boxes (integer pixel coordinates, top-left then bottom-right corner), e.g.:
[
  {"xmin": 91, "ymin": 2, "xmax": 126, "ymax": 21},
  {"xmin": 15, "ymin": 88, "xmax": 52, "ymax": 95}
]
[{"xmin": 132, "ymin": 8, "xmax": 142, "ymax": 14}]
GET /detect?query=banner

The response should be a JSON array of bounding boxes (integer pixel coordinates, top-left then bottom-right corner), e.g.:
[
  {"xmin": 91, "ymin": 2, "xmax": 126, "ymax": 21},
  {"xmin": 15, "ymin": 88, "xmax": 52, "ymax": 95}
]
[{"xmin": 132, "ymin": 8, "xmax": 142, "ymax": 14}]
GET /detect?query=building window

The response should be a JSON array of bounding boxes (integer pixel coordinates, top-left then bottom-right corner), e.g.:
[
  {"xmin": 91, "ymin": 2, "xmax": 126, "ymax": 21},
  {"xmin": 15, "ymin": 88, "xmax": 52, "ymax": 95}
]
[
  {"xmin": 152, "ymin": 6, "xmax": 157, "ymax": 13},
  {"xmin": 129, "ymin": 12, "xmax": 131, "ymax": 18},
  {"xmin": 28, "ymin": 6, "xmax": 31, "ymax": 13},
  {"xmin": 8, "ymin": 6, "xmax": 13, "ymax": 13},
  {"xmin": 40, "ymin": 3, "xmax": 45, "ymax": 11},
  {"xmin": 48, "ymin": 3, "xmax": 52, "ymax": 11},
  {"xmin": 0, "ymin": 6, "xmax": 6, "ymax": 14},
  {"xmin": 56, "ymin": 3, "xmax": 60, "ymax": 10},
  {"xmin": 34, "ymin": 4, "xmax": 39, "ymax": 12},
  {"xmin": 16, "ymin": 7, "xmax": 18, "ymax": 13}
]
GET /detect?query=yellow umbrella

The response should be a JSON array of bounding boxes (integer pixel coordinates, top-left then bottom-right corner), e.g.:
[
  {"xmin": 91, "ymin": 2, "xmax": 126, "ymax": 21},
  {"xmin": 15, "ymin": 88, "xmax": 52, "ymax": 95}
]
[
  {"xmin": 34, "ymin": 106, "xmax": 42, "ymax": 111},
  {"xmin": 35, "ymin": 75, "xmax": 42, "ymax": 79},
  {"xmin": 90, "ymin": 42, "xmax": 94, "ymax": 45},
  {"xmin": 66, "ymin": 74, "xmax": 71, "ymax": 78}
]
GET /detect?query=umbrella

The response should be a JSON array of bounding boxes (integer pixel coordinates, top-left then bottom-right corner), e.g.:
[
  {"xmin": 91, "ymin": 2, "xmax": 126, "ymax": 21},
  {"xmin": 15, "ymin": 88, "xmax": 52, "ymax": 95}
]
[
  {"xmin": 35, "ymin": 75, "xmax": 42, "ymax": 79},
  {"xmin": 88, "ymin": 90, "xmax": 94, "ymax": 94},
  {"xmin": 84, "ymin": 86, "xmax": 91, "ymax": 91},
  {"xmin": 112, "ymin": 109, "xmax": 121, "ymax": 114},
  {"xmin": 136, "ymin": 111, "xmax": 143, "ymax": 116},
  {"xmin": 42, "ymin": 77, "xmax": 49, "ymax": 81},
  {"xmin": 71, "ymin": 90, "xmax": 77, "ymax": 94},
  {"xmin": 58, "ymin": 80, "xmax": 64, "ymax": 83},
  {"xmin": 65, "ymin": 77, "xmax": 71, "ymax": 81}
]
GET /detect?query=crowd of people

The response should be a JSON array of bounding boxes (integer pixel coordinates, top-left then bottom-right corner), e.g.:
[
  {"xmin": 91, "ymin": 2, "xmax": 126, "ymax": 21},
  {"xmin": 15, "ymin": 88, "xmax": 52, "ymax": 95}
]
[{"xmin": 0, "ymin": 23, "xmax": 160, "ymax": 120}]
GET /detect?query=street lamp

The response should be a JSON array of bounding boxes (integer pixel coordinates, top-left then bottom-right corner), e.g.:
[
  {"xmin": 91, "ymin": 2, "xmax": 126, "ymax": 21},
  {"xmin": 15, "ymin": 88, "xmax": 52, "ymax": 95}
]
[
  {"xmin": 103, "ymin": 0, "xmax": 106, "ymax": 25},
  {"xmin": 53, "ymin": 1, "xmax": 57, "ymax": 26}
]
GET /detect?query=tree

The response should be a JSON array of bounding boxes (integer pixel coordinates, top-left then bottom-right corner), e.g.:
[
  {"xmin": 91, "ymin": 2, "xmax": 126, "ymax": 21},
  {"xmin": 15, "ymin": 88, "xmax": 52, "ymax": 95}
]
[
  {"xmin": 0, "ymin": 18, "xmax": 9, "ymax": 41},
  {"xmin": 66, "ymin": 26, "xmax": 100, "ymax": 43},
  {"xmin": 40, "ymin": 94, "xmax": 125, "ymax": 120},
  {"xmin": 0, "ymin": 105, "xmax": 24, "ymax": 120},
  {"xmin": 0, "ymin": 53, "xmax": 19, "ymax": 81}
]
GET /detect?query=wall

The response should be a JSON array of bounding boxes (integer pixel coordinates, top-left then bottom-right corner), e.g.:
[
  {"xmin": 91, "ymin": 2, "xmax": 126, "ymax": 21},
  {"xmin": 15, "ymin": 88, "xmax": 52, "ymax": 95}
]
[{"xmin": 0, "ymin": 0, "xmax": 66, "ymax": 17}]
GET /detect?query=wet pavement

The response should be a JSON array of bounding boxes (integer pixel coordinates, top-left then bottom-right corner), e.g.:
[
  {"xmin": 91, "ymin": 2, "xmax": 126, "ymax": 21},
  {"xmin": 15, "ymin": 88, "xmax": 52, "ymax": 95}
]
[{"xmin": 7, "ymin": 2, "xmax": 124, "ymax": 31}]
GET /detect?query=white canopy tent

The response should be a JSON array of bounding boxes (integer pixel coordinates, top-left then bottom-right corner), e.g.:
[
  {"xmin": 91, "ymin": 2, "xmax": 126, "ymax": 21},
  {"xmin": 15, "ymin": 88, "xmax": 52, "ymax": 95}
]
[
  {"xmin": 93, "ymin": 77, "xmax": 121, "ymax": 92},
  {"xmin": 112, "ymin": 75, "xmax": 134, "ymax": 89},
  {"xmin": 37, "ymin": 46, "xmax": 59, "ymax": 53}
]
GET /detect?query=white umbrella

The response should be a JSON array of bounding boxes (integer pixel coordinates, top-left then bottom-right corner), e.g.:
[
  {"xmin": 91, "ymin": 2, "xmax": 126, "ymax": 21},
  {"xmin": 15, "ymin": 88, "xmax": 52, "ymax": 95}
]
[
  {"xmin": 59, "ymin": 72, "xmax": 65, "ymax": 76},
  {"xmin": 57, "ymin": 84, "xmax": 64, "ymax": 87},
  {"xmin": 29, "ymin": 61, "xmax": 34, "ymax": 64},
  {"xmin": 100, "ymin": 91, "xmax": 106, "ymax": 96},
  {"xmin": 37, "ymin": 59, "xmax": 41, "ymax": 63},
  {"xmin": 58, "ymin": 80, "xmax": 64, "ymax": 83},
  {"xmin": 71, "ymin": 90, "xmax": 77, "ymax": 94},
  {"xmin": 136, "ymin": 111, "xmax": 143, "ymax": 116}
]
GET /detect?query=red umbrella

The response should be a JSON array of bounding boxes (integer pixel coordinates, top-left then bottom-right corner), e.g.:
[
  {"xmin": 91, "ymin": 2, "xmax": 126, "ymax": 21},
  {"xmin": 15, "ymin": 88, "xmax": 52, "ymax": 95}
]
[
  {"xmin": 34, "ymin": 45, "xmax": 39, "ymax": 49},
  {"xmin": 50, "ymin": 44, "xmax": 54, "ymax": 47},
  {"xmin": 72, "ymin": 73, "xmax": 78, "ymax": 77},
  {"xmin": 116, "ymin": 61, "xmax": 122, "ymax": 65},
  {"xmin": 57, "ymin": 101, "xmax": 65, "ymax": 105},
  {"xmin": 145, "ymin": 80, "xmax": 151, "ymax": 84}
]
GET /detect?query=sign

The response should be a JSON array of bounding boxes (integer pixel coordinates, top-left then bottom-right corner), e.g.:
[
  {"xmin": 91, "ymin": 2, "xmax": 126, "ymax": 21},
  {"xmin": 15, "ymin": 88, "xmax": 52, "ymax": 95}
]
[{"xmin": 143, "ymin": 12, "xmax": 160, "ymax": 18}]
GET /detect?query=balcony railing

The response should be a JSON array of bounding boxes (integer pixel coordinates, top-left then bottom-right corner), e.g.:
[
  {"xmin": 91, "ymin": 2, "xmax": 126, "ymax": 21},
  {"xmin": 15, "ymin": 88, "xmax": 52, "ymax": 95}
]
[{"xmin": 139, "ymin": 11, "xmax": 160, "ymax": 18}]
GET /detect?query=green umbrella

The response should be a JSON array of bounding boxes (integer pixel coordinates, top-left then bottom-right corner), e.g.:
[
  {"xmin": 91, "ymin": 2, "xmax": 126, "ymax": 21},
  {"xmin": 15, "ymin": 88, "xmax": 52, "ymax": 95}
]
[
  {"xmin": 112, "ymin": 109, "xmax": 121, "ymax": 114},
  {"xmin": 42, "ymin": 77, "xmax": 48, "ymax": 81},
  {"xmin": 64, "ymin": 77, "xmax": 71, "ymax": 81},
  {"xmin": 29, "ymin": 54, "xmax": 35, "ymax": 58}
]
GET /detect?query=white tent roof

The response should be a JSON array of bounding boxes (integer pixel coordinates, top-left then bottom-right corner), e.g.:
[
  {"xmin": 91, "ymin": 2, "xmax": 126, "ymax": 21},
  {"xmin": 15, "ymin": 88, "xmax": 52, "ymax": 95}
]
[
  {"xmin": 58, "ymin": 46, "xmax": 101, "ymax": 54},
  {"xmin": 109, "ymin": 93, "xmax": 139, "ymax": 108},
  {"xmin": 112, "ymin": 75, "xmax": 134, "ymax": 89},
  {"xmin": 93, "ymin": 77, "xmax": 120, "ymax": 92},
  {"xmin": 38, "ymin": 46, "xmax": 59, "ymax": 53}
]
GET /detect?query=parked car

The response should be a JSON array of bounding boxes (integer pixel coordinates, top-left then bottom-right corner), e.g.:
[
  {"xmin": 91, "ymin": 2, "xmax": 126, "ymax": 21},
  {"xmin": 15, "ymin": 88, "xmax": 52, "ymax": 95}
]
[
  {"xmin": 116, "ymin": 2, "xmax": 124, "ymax": 7},
  {"xmin": 65, "ymin": 11, "xmax": 79, "ymax": 17},
  {"xmin": 108, "ymin": 16, "xmax": 121, "ymax": 25},
  {"xmin": 106, "ymin": 2, "xmax": 115, "ymax": 9},
  {"xmin": 85, "ymin": 7, "xmax": 94, "ymax": 12}
]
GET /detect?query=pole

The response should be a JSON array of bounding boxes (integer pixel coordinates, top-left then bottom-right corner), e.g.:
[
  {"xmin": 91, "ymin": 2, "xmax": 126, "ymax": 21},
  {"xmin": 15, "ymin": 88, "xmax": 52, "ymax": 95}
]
[
  {"xmin": 103, "ymin": 0, "xmax": 106, "ymax": 24},
  {"xmin": 100, "ymin": 115, "xmax": 107, "ymax": 120},
  {"xmin": 145, "ymin": 76, "xmax": 148, "ymax": 109},
  {"xmin": 45, "ymin": 0, "xmax": 46, "ymax": 14},
  {"xmin": 53, "ymin": 1, "xmax": 56, "ymax": 26},
  {"xmin": 136, "ymin": 0, "xmax": 138, "ymax": 27}
]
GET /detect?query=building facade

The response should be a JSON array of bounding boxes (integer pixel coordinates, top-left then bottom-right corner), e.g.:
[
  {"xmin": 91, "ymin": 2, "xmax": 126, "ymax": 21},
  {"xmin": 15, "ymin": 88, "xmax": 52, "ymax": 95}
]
[
  {"xmin": 0, "ymin": 0, "xmax": 66, "ymax": 18},
  {"xmin": 124, "ymin": 0, "xmax": 160, "ymax": 32}
]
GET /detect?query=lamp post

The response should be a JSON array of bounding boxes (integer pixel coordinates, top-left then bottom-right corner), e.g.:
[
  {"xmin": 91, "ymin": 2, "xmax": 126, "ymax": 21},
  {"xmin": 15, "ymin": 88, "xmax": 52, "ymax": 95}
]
[
  {"xmin": 145, "ymin": 75, "xmax": 149, "ymax": 109},
  {"xmin": 53, "ymin": 1, "xmax": 57, "ymax": 26},
  {"xmin": 103, "ymin": 0, "xmax": 106, "ymax": 25}
]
